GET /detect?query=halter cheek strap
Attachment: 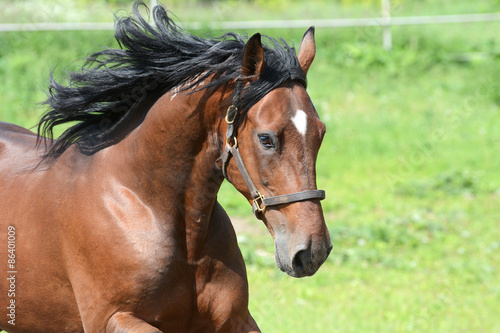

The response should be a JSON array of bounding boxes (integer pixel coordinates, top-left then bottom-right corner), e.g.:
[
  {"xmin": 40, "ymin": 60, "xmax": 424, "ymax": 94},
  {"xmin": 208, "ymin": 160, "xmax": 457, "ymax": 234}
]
[{"xmin": 221, "ymin": 105, "xmax": 325, "ymax": 217}]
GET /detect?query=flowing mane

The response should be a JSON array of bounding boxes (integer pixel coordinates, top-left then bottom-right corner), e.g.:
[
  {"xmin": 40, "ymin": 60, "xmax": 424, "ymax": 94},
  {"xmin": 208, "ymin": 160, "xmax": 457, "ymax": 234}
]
[{"xmin": 38, "ymin": 1, "xmax": 306, "ymax": 160}]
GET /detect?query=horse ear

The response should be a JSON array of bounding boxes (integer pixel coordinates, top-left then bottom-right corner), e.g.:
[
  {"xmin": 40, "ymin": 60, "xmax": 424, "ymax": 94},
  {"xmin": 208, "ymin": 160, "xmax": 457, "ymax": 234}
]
[
  {"xmin": 298, "ymin": 26, "xmax": 316, "ymax": 75},
  {"xmin": 242, "ymin": 33, "xmax": 265, "ymax": 77}
]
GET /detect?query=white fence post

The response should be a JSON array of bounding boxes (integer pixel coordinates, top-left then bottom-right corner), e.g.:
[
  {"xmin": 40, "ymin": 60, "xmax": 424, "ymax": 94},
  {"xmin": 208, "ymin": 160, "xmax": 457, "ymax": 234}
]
[
  {"xmin": 381, "ymin": 0, "xmax": 392, "ymax": 50},
  {"xmin": 150, "ymin": 0, "xmax": 157, "ymax": 9}
]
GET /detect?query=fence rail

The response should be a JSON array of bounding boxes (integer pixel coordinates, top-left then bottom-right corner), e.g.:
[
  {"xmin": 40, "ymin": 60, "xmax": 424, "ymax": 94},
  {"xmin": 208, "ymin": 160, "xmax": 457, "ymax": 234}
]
[
  {"xmin": 1, "ymin": 12, "xmax": 500, "ymax": 32},
  {"xmin": 1, "ymin": 0, "xmax": 500, "ymax": 51}
]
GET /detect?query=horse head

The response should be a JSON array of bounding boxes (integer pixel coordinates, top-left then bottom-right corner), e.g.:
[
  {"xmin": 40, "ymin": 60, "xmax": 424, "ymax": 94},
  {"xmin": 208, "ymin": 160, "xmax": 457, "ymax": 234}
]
[{"xmin": 222, "ymin": 28, "xmax": 332, "ymax": 278}]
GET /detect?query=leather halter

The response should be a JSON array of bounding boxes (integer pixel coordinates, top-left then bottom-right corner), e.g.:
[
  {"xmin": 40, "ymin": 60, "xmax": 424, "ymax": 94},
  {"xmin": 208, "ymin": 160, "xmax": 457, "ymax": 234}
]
[{"xmin": 221, "ymin": 103, "xmax": 325, "ymax": 217}]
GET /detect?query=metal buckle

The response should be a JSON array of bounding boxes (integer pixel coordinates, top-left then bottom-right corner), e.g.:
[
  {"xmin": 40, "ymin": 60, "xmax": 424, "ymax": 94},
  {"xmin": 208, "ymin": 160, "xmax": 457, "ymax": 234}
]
[
  {"xmin": 253, "ymin": 192, "xmax": 266, "ymax": 213},
  {"xmin": 225, "ymin": 105, "xmax": 238, "ymax": 124}
]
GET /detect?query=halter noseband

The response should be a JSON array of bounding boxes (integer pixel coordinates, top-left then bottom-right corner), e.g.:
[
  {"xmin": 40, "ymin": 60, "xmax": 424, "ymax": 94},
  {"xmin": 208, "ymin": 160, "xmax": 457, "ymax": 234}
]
[{"xmin": 220, "ymin": 98, "xmax": 325, "ymax": 217}]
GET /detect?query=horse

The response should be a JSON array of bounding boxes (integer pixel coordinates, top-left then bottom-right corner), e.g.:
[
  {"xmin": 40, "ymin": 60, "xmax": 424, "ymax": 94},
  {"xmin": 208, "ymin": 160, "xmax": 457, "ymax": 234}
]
[{"xmin": 0, "ymin": 2, "xmax": 331, "ymax": 332}]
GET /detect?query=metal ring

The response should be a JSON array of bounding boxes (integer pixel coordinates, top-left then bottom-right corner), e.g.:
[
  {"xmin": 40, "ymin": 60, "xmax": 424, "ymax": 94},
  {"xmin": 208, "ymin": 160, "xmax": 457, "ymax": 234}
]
[
  {"xmin": 225, "ymin": 105, "xmax": 238, "ymax": 124},
  {"xmin": 227, "ymin": 137, "xmax": 238, "ymax": 149}
]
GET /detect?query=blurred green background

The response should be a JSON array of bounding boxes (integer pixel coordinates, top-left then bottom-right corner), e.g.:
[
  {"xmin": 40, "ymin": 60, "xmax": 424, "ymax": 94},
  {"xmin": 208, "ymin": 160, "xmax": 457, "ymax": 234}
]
[{"xmin": 1, "ymin": 0, "xmax": 499, "ymax": 332}]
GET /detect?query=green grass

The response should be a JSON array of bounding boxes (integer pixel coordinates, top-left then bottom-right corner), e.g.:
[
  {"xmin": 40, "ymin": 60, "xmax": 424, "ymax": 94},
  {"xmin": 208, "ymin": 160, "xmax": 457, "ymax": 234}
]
[{"xmin": 1, "ymin": 1, "xmax": 500, "ymax": 332}]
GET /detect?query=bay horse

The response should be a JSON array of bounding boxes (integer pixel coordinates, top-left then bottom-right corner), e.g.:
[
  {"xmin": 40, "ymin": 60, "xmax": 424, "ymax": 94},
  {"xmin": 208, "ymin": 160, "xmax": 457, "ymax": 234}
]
[{"xmin": 0, "ymin": 2, "xmax": 331, "ymax": 332}]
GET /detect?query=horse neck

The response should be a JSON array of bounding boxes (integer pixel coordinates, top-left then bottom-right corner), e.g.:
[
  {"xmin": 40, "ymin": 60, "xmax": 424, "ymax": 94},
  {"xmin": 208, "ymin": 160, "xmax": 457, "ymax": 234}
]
[{"xmin": 105, "ymin": 86, "xmax": 228, "ymax": 259}]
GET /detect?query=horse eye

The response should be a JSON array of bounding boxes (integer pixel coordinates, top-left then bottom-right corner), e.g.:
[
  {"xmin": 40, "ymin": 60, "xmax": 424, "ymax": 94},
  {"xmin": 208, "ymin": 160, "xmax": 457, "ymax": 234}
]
[{"xmin": 258, "ymin": 134, "xmax": 275, "ymax": 149}]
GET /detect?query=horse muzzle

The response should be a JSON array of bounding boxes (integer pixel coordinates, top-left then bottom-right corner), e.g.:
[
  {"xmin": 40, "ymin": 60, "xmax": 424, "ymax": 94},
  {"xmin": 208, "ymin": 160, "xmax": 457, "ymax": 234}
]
[{"xmin": 275, "ymin": 235, "xmax": 332, "ymax": 278}]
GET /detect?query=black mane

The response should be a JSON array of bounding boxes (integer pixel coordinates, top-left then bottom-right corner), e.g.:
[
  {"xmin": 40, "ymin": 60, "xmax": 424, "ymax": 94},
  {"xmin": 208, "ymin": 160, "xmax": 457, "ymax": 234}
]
[{"xmin": 38, "ymin": 1, "xmax": 306, "ymax": 160}]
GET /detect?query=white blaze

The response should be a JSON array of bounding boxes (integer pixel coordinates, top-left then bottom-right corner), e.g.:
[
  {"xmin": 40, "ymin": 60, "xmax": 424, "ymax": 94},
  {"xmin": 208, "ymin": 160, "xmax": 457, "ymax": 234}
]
[{"xmin": 291, "ymin": 109, "xmax": 307, "ymax": 136}]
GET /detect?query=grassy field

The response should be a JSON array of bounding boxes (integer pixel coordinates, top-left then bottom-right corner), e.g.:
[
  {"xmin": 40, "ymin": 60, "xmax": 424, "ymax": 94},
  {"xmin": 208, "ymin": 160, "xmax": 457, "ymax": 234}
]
[{"xmin": 1, "ymin": 0, "xmax": 500, "ymax": 332}]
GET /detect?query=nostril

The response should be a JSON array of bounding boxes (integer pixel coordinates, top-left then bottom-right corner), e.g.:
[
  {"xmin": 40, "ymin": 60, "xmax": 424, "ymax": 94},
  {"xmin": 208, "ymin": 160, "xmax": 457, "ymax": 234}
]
[
  {"xmin": 292, "ymin": 250, "xmax": 305, "ymax": 271},
  {"xmin": 292, "ymin": 248, "xmax": 309, "ymax": 272}
]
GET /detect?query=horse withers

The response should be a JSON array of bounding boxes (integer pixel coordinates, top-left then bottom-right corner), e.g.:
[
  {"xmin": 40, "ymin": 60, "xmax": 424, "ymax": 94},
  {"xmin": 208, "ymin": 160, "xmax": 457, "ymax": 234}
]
[{"xmin": 0, "ymin": 3, "xmax": 331, "ymax": 332}]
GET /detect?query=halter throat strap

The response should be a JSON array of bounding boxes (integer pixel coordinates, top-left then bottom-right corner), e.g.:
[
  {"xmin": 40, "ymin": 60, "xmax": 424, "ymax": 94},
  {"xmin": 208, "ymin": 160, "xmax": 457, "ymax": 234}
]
[{"xmin": 221, "ymin": 102, "xmax": 325, "ymax": 217}]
